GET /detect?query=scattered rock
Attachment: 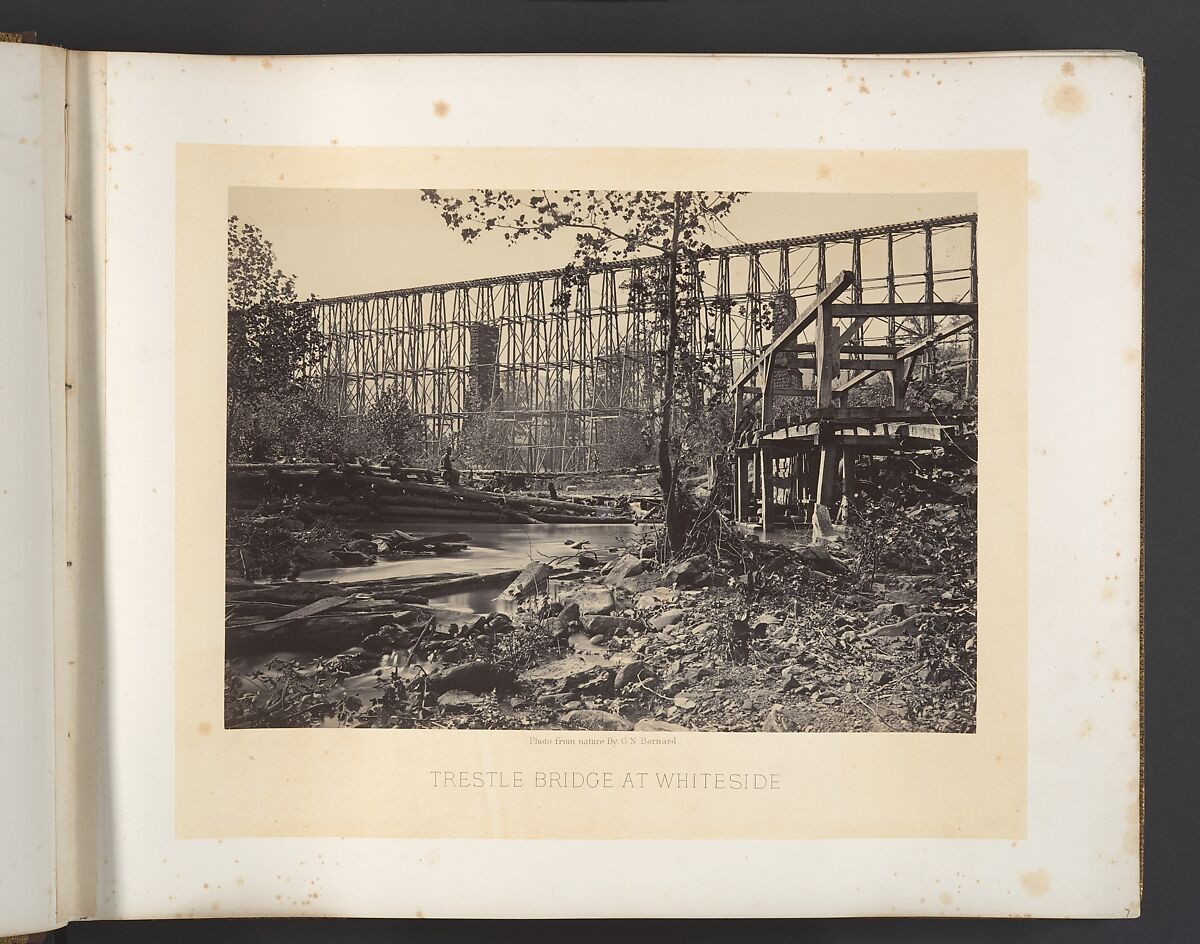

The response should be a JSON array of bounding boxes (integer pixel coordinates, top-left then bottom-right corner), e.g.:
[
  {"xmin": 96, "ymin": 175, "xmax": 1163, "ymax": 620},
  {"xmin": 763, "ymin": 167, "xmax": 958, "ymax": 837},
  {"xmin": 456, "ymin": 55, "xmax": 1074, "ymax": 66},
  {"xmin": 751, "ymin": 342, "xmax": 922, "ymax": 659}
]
[
  {"xmin": 634, "ymin": 719, "xmax": 688, "ymax": 732},
  {"xmin": 635, "ymin": 587, "xmax": 677, "ymax": 610},
  {"xmin": 673, "ymin": 693, "xmax": 698, "ymax": 711},
  {"xmin": 649, "ymin": 608, "xmax": 687, "ymax": 630},
  {"xmin": 568, "ymin": 631, "xmax": 608, "ymax": 654},
  {"xmin": 585, "ymin": 614, "xmax": 646, "ymax": 636},
  {"xmin": 562, "ymin": 709, "xmax": 634, "ymax": 731},
  {"xmin": 437, "ymin": 690, "xmax": 485, "ymax": 710},
  {"xmin": 614, "ymin": 660, "xmax": 655, "ymax": 690},
  {"xmin": 761, "ymin": 705, "xmax": 805, "ymax": 732},
  {"xmin": 869, "ymin": 602, "xmax": 907, "ymax": 622},
  {"xmin": 866, "ymin": 613, "xmax": 942, "ymax": 637},
  {"xmin": 795, "ymin": 544, "xmax": 849, "ymax": 574},
  {"xmin": 500, "ymin": 560, "xmax": 553, "ymax": 600},
  {"xmin": 484, "ymin": 612, "xmax": 515, "ymax": 634},
  {"xmin": 523, "ymin": 656, "xmax": 603, "ymax": 684},
  {"xmin": 603, "ymin": 554, "xmax": 655, "ymax": 586},
  {"xmin": 657, "ymin": 554, "xmax": 711, "ymax": 589},
  {"xmin": 557, "ymin": 602, "xmax": 581, "ymax": 624}
]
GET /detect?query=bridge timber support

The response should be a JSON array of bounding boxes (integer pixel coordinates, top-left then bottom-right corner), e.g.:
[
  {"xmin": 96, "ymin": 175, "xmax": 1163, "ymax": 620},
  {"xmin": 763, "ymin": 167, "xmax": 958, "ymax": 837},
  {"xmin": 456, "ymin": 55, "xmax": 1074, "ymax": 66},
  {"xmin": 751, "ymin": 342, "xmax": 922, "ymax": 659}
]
[{"xmin": 303, "ymin": 214, "xmax": 978, "ymax": 474}]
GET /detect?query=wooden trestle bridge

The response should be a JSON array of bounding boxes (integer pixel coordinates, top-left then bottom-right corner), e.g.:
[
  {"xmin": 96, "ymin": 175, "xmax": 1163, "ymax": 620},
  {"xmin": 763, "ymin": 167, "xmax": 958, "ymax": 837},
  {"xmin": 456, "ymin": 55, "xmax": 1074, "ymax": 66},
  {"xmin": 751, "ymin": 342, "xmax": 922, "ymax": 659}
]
[
  {"xmin": 731, "ymin": 266, "xmax": 977, "ymax": 532},
  {"xmin": 303, "ymin": 213, "xmax": 978, "ymax": 525}
]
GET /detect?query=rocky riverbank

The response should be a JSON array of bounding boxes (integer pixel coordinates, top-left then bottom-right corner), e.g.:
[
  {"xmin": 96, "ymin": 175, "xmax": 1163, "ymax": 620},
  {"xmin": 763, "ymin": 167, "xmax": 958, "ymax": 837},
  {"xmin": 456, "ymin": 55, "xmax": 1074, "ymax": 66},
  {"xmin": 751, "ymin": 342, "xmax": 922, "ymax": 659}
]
[{"xmin": 225, "ymin": 499, "xmax": 977, "ymax": 733}]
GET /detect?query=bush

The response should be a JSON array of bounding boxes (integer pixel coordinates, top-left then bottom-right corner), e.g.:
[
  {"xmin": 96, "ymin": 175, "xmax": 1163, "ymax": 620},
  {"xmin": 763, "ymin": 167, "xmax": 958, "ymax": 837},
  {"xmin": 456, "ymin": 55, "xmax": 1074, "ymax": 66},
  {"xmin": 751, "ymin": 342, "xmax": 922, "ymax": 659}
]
[{"xmin": 228, "ymin": 384, "xmax": 426, "ymax": 463}]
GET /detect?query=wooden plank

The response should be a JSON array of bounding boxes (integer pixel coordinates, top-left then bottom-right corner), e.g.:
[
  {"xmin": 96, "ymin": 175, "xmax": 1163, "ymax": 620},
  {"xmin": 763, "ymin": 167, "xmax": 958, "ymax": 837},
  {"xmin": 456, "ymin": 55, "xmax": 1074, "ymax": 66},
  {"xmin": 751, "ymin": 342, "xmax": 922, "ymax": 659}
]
[
  {"xmin": 829, "ymin": 302, "xmax": 978, "ymax": 319},
  {"xmin": 733, "ymin": 270, "xmax": 855, "ymax": 390}
]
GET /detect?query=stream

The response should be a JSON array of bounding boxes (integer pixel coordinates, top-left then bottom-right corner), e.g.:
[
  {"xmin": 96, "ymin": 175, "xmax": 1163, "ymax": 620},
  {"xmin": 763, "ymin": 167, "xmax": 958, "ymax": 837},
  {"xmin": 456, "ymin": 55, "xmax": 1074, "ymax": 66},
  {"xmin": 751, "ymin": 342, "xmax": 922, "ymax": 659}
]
[{"xmin": 299, "ymin": 519, "xmax": 648, "ymax": 615}]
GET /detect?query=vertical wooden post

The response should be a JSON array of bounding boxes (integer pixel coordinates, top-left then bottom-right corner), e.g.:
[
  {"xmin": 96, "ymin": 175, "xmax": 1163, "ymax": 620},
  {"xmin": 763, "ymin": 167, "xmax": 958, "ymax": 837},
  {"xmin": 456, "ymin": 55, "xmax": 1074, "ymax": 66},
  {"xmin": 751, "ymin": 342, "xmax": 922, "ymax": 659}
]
[
  {"xmin": 814, "ymin": 302, "xmax": 838, "ymax": 409},
  {"xmin": 732, "ymin": 452, "xmax": 741, "ymax": 519},
  {"xmin": 758, "ymin": 449, "xmax": 770, "ymax": 533},
  {"xmin": 889, "ymin": 358, "xmax": 914, "ymax": 407},
  {"xmin": 817, "ymin": 240, "xmax": 827, "ymax": 292},
  {"xmin": 839, "ymin": 447, "xmax": 858, "ymax": 524},
  {"xmin": 923, "ymin": 222, "xmax": 936, "ymax": 377},
  {"xmin": 966, "ymin": 218, "xmax": 979, "ymax": 397},
  {"xmin": 816, "ymin": 441, "xmax": 840, "ymax": 511},
  {"xmin": 886, "ymin": 231, "xmax": 896, "ymax": 345},
  {"xmin": 798, "ymin": 448, "xmax": 812, "ymax": 521}
]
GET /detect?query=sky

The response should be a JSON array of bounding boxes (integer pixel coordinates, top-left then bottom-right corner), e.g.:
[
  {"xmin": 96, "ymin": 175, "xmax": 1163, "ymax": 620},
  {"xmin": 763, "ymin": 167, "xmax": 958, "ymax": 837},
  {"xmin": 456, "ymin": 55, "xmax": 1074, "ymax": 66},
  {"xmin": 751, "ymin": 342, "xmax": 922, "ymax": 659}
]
[{"xmin": 229, "ymin": 188, "xmax": 976, "ymax": 300}]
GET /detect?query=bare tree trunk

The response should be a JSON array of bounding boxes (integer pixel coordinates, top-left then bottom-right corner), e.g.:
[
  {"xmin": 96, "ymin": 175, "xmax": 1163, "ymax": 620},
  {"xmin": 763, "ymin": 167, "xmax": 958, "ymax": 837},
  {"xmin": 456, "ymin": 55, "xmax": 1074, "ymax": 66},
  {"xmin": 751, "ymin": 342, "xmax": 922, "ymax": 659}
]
[{"xmin": 659, "ymin": 193, "xmax": 686, "ymax": 555}]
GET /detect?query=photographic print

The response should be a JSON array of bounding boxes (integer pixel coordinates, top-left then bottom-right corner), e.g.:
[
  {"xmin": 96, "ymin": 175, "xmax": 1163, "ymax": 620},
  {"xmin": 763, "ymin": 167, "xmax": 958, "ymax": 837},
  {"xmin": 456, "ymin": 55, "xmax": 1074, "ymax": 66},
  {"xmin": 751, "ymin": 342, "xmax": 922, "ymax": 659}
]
[{"xmin": 223, "ymin": 188, "xmax": 979, "ymax": 734}]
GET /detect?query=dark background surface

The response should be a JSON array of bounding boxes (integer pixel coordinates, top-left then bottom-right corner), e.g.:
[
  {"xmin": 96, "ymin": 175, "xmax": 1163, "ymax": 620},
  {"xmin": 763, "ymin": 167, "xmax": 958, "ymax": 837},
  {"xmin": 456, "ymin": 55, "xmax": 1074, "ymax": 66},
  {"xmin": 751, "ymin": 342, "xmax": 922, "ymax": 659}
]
[{"xmin": 0, "ymin": 1, "xmax": 1192, "ymax": 942}]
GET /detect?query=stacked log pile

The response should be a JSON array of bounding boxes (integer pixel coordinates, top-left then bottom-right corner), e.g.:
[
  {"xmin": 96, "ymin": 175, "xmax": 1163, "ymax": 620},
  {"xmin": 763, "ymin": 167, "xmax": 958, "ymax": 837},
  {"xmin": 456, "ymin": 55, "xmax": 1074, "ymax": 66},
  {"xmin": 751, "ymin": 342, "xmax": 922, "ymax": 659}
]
[{"xmin": 227, "ymin": 462, "xmax": 636, "ymax": 525}]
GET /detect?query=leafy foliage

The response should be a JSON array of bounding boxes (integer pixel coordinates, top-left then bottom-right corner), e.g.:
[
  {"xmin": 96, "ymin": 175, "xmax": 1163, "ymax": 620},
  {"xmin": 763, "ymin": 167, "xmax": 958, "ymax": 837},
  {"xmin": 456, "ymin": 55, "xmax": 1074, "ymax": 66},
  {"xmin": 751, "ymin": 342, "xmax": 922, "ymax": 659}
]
[
  {"xmin": 226, "ymin": 217, "xmax": 425, "ymax": 462},
  {"xmin": 227, "ymin": 217, "xmax": 322, "ymax": 404},
  {"xmin": 419, "ymin": 190, "xmax": 745, "ymax": 553},
  {"xmin": 225, "ymin": 508, "xmax": 350, "ymax": 579}
]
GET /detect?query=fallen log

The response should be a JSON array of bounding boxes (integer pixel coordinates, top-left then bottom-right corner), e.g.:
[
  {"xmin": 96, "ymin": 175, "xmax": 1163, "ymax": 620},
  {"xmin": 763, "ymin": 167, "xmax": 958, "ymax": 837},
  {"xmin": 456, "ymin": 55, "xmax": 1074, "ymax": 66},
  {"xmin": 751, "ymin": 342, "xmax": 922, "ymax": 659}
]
[
  {"xmin": 384, "ymin": 531, "xmax": 471, "ymax": 550},
  {"xmin": 226, "ymin": 607, "xmax": 430, "ymax": 656},
  {"xmin": 533, "ymin": 513, "xmax": 636, "ymax": 524}
]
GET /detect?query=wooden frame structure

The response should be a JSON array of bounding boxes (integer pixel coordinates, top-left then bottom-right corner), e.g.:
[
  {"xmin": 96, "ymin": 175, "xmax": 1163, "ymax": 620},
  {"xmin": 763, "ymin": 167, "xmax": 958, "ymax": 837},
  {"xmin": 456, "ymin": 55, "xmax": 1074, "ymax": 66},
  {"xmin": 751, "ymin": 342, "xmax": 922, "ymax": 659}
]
[
  {"xmin": 304, "ymin": 214, "xmax": 978, "ymax": 472},
  {"xmin": 730, "ymin": 261, "xmax": 978, "ymax": 531}
]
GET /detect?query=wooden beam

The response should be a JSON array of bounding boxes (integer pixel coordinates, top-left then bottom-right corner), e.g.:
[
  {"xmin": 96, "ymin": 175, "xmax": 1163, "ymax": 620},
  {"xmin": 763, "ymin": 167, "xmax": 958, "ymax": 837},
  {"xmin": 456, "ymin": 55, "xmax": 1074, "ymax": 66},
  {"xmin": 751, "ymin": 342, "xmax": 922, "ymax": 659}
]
[
  {"xmin": 829, "ymin": 302, "xmax": 978, "ymax": 319},
  {"xmin": 732, "ymin": 270, "xmax": 855, "ymax": 390},
  {"xmin": 807, "ymin": 406, "xmax": 972, "ymax": 424},
  {"xmin": 834, "ymin": 315, "xmax": 976, "ymax": 394},
  {"xmin": 791, "ymin": 343, "xmax": 900, "ymax": 355},
  {"xmin": 816, "ymin": 444, "xmax": 840, "ymax": 509},
  {"xmin": 787, "ymin": 358, "xmax": 901, "ymax": 371},
  {"xmin": 814, "ymin": 300, "xmax": 839, "ymax": 408}
]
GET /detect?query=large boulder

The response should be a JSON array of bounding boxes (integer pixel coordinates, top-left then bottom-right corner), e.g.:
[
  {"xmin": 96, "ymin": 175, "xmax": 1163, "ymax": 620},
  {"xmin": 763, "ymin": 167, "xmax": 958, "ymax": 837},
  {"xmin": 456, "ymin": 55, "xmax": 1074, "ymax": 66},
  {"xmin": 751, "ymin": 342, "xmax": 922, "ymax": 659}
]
[
  {"xmin": 425, "ymin": 661, "xmax": 516, "ymax": 694},
  {"xmin": 585, "ymin": 614, "xmax": 646, "ymax": 637},
  {"xmin": 603, "ymin": 554, "xmax": 654, "ymax": 586},
  {"xmin": 436, "ymin": 690, "xmax": 485, "ymax": 710},
  {"xmin": 560, "ymin": 584, "xmax": 617, "ymax": 616}
]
